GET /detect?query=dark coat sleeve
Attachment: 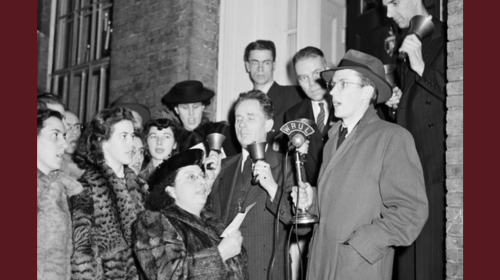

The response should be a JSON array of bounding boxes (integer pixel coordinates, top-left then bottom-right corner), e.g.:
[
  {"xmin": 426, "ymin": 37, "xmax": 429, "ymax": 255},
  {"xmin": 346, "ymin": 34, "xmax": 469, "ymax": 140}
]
[
  {"xmin": 70, "ymin": 185, "xmax": 97, "ymax": 280},
  {"xmin": 265, "ymin": 154, "xmax": 296, "ymax": 225},
  {"xmin": 133, "ymin": 211, "xmax": 229, "ymax": 280},
  {"xmin": 414, "ymin": 40, "xmax": 446, "ymax": 103}
]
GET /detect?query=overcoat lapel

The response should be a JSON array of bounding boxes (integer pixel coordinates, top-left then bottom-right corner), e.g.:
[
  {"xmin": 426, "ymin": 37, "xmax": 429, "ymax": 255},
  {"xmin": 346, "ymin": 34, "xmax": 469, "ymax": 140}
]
[{"xmin": 317, "ymin": 108, "xmax": 378, "ymax": 201}]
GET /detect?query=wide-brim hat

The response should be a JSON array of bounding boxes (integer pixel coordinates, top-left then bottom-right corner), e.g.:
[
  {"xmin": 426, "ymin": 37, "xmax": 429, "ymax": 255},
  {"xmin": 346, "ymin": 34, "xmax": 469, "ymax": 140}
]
[
  {"xmin": 320, "ymin": 50, "xmax": 392, "ymax": 104},
  {"xmin": 161, "ymin": 80, "xmax": 215, "ymax": 105},
  {"xmin": 148, "ymin": 149, "xmax": 204, "ymax": 192},
  {"xmin": 111, "ymin": 95, "xmax": 151, "ymax": 124}
]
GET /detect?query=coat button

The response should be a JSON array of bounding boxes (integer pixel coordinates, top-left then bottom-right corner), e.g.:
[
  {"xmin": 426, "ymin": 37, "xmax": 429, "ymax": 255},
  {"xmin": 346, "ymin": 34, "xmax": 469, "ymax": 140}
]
[
  {"xmin": 425, "ymin": 100, "xmax": 431, "ymax": 105},
  {"xmin": 428, "ymin": 122, "xmax": 434, "ymax": 128}
]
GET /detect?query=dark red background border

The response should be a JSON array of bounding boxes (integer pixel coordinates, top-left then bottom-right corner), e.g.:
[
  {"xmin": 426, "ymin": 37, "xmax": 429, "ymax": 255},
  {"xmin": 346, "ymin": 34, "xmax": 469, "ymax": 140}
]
[
  {"xmin": 465, "ymin": 1, "xmax": 498, "ymax": 278},
  {"xmin": 7, "ymin": 0, "xmax": 494, "ymax": 279},
  {"xmin": 4, "ymin": 1, "xmax": 32, "ymax": 278}
]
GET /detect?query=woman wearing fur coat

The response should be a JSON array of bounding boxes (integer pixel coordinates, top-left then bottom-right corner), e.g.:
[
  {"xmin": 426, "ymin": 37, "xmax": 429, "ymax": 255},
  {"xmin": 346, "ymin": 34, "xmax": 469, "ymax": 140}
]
[
  {"xmin": 133, "ymin": 149, "xmax": 248, "ymax": 280},
  {"xmin": 37, "ymin": 109, "xmax": 83, "ymax": 280},
  {"xmin": 71, "ymin": 107, "xmax": 148, "ymax": 280}
]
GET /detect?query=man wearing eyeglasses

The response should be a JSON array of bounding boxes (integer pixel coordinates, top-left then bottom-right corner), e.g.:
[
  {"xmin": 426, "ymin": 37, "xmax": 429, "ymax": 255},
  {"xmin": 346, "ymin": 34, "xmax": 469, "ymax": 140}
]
[
  {"xmin": 291, "ymin": 50, "xmax": 428, "ymax": 280},
  {"xmin": 284, "ymin": 46, "xmax": 337, "ymax": 187},
  {"xmin": 61, "ymin": 110, "xmax": 84, "ymax": 179}
]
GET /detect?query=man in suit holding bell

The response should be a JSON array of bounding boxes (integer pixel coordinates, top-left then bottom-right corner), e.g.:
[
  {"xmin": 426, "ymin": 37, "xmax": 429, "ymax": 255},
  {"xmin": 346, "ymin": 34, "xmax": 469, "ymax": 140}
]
[{"xmin": 383, "ymin": 1, "xmax": 447, "ymax": 279}]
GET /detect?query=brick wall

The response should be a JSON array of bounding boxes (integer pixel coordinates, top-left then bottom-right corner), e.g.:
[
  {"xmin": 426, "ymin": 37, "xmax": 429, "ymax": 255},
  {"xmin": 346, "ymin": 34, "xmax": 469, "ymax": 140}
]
[
  {"xmin": 109, "ymin": 0, "xmax": 220, "ymax": 121},
  {"xmin": 445, "ymin": 0, "xmax": 463, "ymax": 279}
]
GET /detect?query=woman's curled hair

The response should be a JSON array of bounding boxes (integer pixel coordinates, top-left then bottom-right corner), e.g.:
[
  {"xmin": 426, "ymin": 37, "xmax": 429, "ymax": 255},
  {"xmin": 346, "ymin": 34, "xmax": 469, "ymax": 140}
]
[{"xmin": 74, "ymin": 107, "xmax": 135, "ymax": 169}]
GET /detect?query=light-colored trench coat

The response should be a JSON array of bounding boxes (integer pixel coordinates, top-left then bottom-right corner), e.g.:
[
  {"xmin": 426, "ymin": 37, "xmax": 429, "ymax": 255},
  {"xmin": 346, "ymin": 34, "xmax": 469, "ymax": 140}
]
[{"xmin": 306, "ymin": 107, "xmax": 429, "ymax": 280}]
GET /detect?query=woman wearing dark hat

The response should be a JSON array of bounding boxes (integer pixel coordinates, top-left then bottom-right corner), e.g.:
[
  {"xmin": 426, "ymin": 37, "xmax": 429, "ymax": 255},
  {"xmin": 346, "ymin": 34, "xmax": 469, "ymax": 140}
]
[
  {"xmin": 111, "ymin": 94, "xmax": 151, "ymax": 129},
  {"xmin": 162, "ymin": 80, "xmax": 239, "ymax": 156},
  {"xmin": 139, "ymin": 118, "xmax": 181, "ymax": 182},
  {"xmin": 71, "ymin": 107, "xmax": 148, "ymax": 280},
  {"xmin": 133, "ymin": 149, "xmax": 248, "ymax": 280}
]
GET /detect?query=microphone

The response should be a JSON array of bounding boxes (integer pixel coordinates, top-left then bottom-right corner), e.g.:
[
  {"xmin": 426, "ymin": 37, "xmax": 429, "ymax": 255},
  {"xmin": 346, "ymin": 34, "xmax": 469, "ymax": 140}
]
[
  {"xmin": 280, "ymin": 119, "xmax": 319, "ymax": 225},
  {"xmin": 289, "ymin": 132, "xmax": 306, "ymax": 151}
]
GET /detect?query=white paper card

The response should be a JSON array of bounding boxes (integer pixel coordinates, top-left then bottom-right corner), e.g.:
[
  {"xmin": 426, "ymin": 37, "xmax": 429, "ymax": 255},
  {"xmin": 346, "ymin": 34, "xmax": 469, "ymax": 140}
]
[{"xmin": 220, "ymin": 202, "xmax": 257, "ymax": 238}]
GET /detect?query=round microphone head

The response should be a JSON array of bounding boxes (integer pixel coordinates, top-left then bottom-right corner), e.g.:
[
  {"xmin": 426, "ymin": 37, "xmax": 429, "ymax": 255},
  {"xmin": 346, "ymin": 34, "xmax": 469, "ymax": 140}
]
[{"xmin": 291, "ymin": 133, "xmax": 306, "ymax": 148}]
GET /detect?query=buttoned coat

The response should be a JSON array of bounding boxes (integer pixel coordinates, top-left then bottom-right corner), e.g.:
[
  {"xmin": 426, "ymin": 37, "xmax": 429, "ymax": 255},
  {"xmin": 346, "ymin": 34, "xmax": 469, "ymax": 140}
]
[
  {"xmin": 209, "ymin": 150, "xmax": 295, "ymax": 280},
  {"xmin": 391, "ymin": 18, "xmax": 447, "ymax": 280},
  {"xmin": 284, "ymin": 96, "xmax": 335, "ymax": 186},
  {"xmin": 306, "ymin": 107, "xmax": 428, "ymax": 280},
  {"xmin": 71, "ymin": 165, "xmax": 147, "ymax": 280},
  {"xmin": 133, "ymin": 205, "xmax": 248, "ymax": 280}
]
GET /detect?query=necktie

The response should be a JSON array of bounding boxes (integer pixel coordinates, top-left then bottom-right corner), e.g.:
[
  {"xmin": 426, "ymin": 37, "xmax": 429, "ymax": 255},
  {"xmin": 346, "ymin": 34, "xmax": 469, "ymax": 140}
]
[
  {"xmin": 316, "ymin": 102, "xmax": 326, "ymax": 134},
  {"xmin": 337, "ymin": 126, "xmax": 348, "ymax": 148},
  {"xmin": 242, "ymin": 155, "xmax": 252, "ymax": 176},
  {"xmin": 238, "ymin": 156, "xmax": 253, "ymax": 212}
]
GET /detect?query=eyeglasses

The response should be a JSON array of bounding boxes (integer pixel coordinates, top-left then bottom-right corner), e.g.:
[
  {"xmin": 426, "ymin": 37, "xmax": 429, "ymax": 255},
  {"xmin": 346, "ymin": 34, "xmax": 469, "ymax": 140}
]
[
  {"xmin": 297, "ymin": 72, "xmax": 322, "ymax": 84},
  {"xmin": 326, "ymin": 80, "xmax": 364, "ymax": 92},
  {"xmin": 175, "ymin": 172, "xmax": 206, "ymax": 182},
  {"xmin": 66, "ymin": 124, "xmax": 82, "ymax": 133}
]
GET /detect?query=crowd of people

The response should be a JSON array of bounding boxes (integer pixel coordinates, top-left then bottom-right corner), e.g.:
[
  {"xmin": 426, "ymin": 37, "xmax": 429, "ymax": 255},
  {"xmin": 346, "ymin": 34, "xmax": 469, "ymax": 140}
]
[{"xmin": 37, "ymin": 1, "xmax": 446, "ymax": 279}]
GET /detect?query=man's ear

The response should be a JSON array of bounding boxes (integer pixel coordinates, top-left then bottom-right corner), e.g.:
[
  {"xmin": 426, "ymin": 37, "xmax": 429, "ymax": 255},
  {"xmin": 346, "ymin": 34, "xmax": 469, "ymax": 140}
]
[
  {"xmin": 361, "ymin": 85, "xmax": 375, "ymax": 101},
  {"xmin": 174, "ymin": 106, "xmax": 179, "ymax": 115},
  {"xmin": 265, "ymin": 118, "xmax": 274, "ymax": 133},
  {"xmin": 166, "ymin": 186, "xmax": 177, "ymax": 199},
  {"xmin": 245, "ymin": 62, "xmax": 251, "ymax": 73},
  {"xmin": 272, "ymin": 61, "xmax": 277, "ymax": 72}
]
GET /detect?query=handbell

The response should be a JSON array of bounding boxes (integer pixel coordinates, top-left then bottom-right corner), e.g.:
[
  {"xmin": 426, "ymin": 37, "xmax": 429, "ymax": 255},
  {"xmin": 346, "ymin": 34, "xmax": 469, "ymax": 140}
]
[
  {"xmin": 247, "ymin": 142, "xmax": 267, "ymax": 185},
  {"xmin": 206, "ymin": 133, "xmax": 226, "ymax": 170},
  {"xmin": 207, "ymin": 133, "xmax": 226, "ymax": 153},
  {"xmin": 399, "ymin": 15, "xmax": 435, "ymax": 60}
]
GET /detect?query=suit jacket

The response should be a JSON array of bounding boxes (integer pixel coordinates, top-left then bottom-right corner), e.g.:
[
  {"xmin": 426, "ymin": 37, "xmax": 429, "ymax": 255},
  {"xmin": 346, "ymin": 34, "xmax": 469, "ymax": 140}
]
[
  {"xmin": 306, "ymin": 107, "xmax": 428, "ymax": 280},
  {"xmin": 209, "ymin": 149, "xmax": 295, "ymax": 280},
  {"xmin": 266, "ymin": 82, "xmax": 305, "ymax": 149},
  {"xmin": 284, "ymin": 96, "xmax": 336, "ymax": 186},
  {"xmin": 391, "ymin": 18, "xmax": 446, "ymax": 280}
]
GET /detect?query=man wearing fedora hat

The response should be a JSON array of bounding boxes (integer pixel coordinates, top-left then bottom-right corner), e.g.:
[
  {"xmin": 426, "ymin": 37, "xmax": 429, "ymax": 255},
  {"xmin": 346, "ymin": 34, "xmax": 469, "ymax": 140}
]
[
  {"xmin": 111, "ymin": 94, "xmax": 151, "ymax": 129},
  {"xmin": 292, "ymin": 50, "xmax": 428, "ymax": 280},
  {"xmin": 383, "ymin": 1, "xmax": 447, "ymax": 279},
  {"xmin": 162, "ymin": 80, "xmax": 239, "ymax": 156}
]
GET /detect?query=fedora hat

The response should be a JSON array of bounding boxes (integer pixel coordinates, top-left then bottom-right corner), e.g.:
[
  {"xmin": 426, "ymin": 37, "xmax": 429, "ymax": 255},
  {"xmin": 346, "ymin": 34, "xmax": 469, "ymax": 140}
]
[
  {"xmin": 162, "ymin": 80, "xmax": 215, "ymax": 105},
  {"xmin": 320, "ymin": 50, "xmax": 392, "ymax": 104},
  {"xmin": 111, "ymin": 95, "xmax": 151, "ymax": 124}
]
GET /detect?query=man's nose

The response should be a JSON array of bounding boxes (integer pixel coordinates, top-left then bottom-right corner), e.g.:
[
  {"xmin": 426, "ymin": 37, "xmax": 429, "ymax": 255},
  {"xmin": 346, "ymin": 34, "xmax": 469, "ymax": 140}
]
[
  {"xmin": 61, "ymin": 138, "xmax": 69, "ymax": 150},
  {"xmin": 386, "ymin": 6, "xmax": 393, "ymax": 18},
  {"xmin": 308, "ymin": 76, "xmax": 317, "ymax": 86},
  {"xmin": 258, "ymin": 62, "xmax": 264, "ymax": 71}
]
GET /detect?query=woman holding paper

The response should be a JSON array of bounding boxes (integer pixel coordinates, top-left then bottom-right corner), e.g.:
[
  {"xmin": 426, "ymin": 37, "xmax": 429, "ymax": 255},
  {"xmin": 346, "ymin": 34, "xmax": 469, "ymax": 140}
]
[{"xmin": 133, "ymin": 149, "xmax": 248, "ymax": 280}]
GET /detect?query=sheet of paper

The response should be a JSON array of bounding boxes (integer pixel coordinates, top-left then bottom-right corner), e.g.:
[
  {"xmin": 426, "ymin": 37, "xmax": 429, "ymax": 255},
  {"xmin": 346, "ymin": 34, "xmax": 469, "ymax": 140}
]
[{"xmin": 220, "ymin": 202, "xmax": 257, "ymax": 238}]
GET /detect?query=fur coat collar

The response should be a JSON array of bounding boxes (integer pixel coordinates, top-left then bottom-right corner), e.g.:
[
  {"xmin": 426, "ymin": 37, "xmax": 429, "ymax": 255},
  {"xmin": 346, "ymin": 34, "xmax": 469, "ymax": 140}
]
[{"xmin": 134, "ymin": 204, "xmax": 248, "ymax": 280}]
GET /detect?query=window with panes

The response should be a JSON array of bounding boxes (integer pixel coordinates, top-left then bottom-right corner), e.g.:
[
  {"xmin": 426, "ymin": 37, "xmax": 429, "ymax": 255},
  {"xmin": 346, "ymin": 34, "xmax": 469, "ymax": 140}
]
[{"xmin": 48, "ymin": 0, "xmax": 113, "ymax": 123}]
